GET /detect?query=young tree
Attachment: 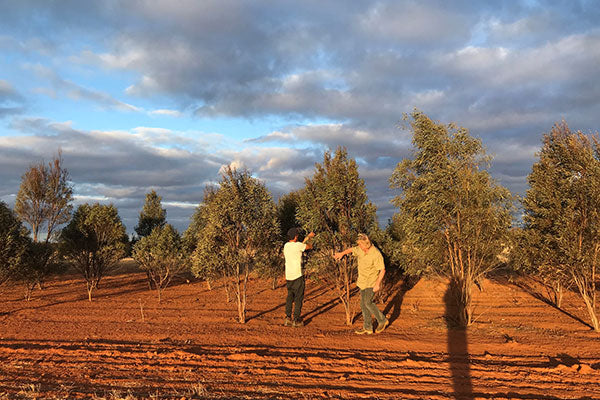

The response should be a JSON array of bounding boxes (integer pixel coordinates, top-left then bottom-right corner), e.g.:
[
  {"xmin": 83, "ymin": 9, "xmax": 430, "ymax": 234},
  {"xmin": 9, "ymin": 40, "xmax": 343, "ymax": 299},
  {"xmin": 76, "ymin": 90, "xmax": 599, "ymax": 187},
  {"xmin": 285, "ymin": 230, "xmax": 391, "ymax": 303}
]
[
  {"xmin": 0, "ymin": 202, "xmax": 29, "ymax": 288},
  {"xmin": 14, "ymin": 152, "xmax": 73, "ymax": 242},
  {"xmin": 277, "ymin": 190, "xmax": 303, "ymax": 239},
  {"xmin": 297, "ymin": 147, "xmax": 378, "ymax": 325},
  {"xmin": 522, "ymin": 122, "xmax": 600, "ymax": 331},
  {"xmin": 390, "ymin": 111, "xmax": 512, "ymax": 327},
  {"xmin": 60, "ymin": 203, "xmax": 126, "ymax": 301},
  {"xmin": 13, "ymin": 153, "xmax": 72, "ymax": 294},
  {"xmin": 16, "ymin": 241, "xmax": 62, "ymax": 301},
  {"xmin": 191, "ymin": 167, "xmax": 280, "ymax": 323},
  {"xmin": 135, "ymin": 190, "xmax": 166, "ymax": 238},
  {"xmin": 133, "ymin": 224, "xmax": 187, "ymax": 303},
  {"xmin": 134, "ymin": 190, "xmax": 167, "ymax": 289},
  {"xmin": 183, "ymin": 189, "xmax": 215, "ymax": 289},
  {"xmin": 255, "ymin": 190, "xmax": 304, "ymax": 290}
]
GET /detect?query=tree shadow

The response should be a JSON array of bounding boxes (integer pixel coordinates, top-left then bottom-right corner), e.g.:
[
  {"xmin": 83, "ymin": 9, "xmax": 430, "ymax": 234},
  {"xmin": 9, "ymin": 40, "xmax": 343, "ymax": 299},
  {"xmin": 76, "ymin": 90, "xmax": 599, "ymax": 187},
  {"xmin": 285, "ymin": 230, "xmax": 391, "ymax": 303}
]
[
  {"xmin": 303, "ymin": 286, "xmax": 358, "ymax": 325},
  {"xmin": 509, "ymin": 279, "xmax": 593, "ymax": 330},
  {"xmin": 245, "ymin": 285, "xmax": 329, "ymax": 323},
  {"xmin": 383, "ymin": 274, "xmax": 421, "ymax": 326},
  {"xmin": 445, "ymin": 278, "xmax": 474, "ymax": 400}
]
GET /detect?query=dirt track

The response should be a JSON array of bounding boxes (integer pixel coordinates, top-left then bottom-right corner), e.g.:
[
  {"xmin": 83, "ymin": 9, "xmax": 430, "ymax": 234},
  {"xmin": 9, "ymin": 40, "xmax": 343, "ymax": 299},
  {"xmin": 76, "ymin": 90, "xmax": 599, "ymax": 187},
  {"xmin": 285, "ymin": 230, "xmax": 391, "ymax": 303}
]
[{"xmin": 1, "ymin": 261, "xmax": 599, "ymax": 399}]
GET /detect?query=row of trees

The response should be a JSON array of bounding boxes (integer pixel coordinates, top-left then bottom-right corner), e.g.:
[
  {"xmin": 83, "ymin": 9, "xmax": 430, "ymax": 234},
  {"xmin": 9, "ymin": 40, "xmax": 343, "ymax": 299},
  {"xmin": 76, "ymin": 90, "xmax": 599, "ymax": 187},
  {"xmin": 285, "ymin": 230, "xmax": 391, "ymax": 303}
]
[{"xmin": 1, "ymin": 111, "xmax": 598, "ymax": 331}]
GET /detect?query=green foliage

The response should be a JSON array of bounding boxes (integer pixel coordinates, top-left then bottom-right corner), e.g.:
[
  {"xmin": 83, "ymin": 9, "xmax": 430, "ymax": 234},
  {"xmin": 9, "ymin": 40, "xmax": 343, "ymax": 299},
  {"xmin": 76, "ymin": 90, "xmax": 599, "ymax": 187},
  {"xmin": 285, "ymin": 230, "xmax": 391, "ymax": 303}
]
[
  {"xmin": 0, "ymin": 201, "xmax": 29, "ymax": 287},
  {"xmin": 191, "ymin": 167, "xmax": 280, "ymax": 323},
  {"xmin": 390, "ymin": 110, "xmax": 512, "ymax": 326},
  {"xmin": 133, "ymin": 224, "xmax": 187, "ymax": 302},
  {"xmin": 134, "ymin": 190, "xmax": 166, "ymax": 238},
  {"xmin": 182, "ymin": 187, "xmax": 215, "ymax": 255},
  {"xmin": 277, "ymin": 190, "xmax": 303, "ymax": 240},
  {"xmin": 14, "ymin": 152, "xmax": 73, "ymax": 242},
  {"xmin": 16, "ymin": 241, "xmax": 63, "ymax": 300},
  {"xmin": 60, "ymin": 203, "xmax": 126, "ymax": 301},
  {"xmin": 297, "ymin": 147, "xmax": 378, "ymax": 324},
  {"xmin": 521, "ymin": 122, "xmax": 600, "ymax": 330}
]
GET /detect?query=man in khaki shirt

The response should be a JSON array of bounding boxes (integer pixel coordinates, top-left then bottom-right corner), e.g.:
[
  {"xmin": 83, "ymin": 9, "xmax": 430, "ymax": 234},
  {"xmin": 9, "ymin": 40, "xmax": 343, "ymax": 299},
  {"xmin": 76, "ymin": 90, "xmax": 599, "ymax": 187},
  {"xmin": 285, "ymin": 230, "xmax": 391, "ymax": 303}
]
[{"xmin": 334, "ymin": 233, "xmax": 389, "ymax": 334}]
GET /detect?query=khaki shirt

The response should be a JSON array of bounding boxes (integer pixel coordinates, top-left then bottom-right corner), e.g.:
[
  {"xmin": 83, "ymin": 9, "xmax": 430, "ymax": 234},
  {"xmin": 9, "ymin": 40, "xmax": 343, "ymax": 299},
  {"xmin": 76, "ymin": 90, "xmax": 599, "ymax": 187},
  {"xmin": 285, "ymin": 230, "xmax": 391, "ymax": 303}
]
[{"xmin": 352, "ymin": 245, "xmax": 384, "ymax": 289}]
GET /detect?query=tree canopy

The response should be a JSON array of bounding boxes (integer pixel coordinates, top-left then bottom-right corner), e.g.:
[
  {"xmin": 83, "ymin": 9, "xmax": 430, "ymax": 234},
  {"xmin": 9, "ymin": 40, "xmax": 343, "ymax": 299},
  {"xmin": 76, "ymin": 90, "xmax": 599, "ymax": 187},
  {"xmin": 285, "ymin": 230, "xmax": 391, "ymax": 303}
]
[
  {"xmin": 14, "ymin": 152, "xmax": 73, "ymax": 242},
  {"xmin": 191, "ymin": 167, "xmax": 280, "ymax": 323},
  {"xmin": 60, "ymin": 203, "xmax": 126, "ymax": 301},
  {"xmin": 297, "ymin": 147, "xmax": 378, "ymax": 324},
  {"xmin": 133, "ymin": 224, "xmax": 187, "ymax": 302},
  {"xmin": 521, "ymin": 122, "xmax": 600, "ymax": 331},
  {"xmin": 0, "ymin": 201, "xmax": 29, "ymax": 287},
  {"xmin": 390, "ymin": 111, "xmax": 512, "ymax": 326},
  {"xmin": 135, "ymin": 190, "xmax": 167, "ymax": 238}
]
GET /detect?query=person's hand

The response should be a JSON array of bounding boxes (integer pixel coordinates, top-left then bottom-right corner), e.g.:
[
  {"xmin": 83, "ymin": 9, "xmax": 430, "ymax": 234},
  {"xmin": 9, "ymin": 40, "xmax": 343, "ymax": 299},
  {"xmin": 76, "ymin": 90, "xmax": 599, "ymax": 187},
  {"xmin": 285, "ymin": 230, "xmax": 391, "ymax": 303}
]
[
  {"xmin": 333, "ymin": 252, "xmax": 343, "ymax": 261},
  {"xmin": 373, "ymin": 283, "xmax": 381, "ymax": 293},
  {"xmin": 307, "ymin": 231, "xmax": 316, "ymax": 238}
]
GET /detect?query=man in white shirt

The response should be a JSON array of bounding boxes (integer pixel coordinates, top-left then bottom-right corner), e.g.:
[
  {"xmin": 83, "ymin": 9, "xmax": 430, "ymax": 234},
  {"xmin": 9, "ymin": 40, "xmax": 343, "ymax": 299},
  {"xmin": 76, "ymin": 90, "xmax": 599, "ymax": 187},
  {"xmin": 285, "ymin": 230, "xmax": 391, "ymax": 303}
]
[{"xmin": 283, "ymin": 227, "xmax": 315, "ymax": 327}]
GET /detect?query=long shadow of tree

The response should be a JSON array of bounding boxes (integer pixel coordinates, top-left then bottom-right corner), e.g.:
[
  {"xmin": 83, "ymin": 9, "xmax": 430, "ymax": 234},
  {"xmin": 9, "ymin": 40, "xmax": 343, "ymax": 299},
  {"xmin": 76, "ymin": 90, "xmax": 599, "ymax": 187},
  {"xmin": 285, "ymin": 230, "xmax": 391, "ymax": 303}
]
[
  {"xmin": 444, "ymin": 278, "xmax": 474, "ymax": 400},
  {"xmin": 382, "ymin": 274, "xmax": 420, "ymax": 325}
]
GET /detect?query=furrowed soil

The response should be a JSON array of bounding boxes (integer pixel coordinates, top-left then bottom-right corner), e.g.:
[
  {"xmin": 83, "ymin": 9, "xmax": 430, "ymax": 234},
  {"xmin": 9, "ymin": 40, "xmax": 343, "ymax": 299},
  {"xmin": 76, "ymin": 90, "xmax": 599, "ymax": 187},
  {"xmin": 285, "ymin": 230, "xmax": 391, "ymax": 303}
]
[{"xmin": 1, "ymin": 259, "xmax": 599, "ymax": 400}]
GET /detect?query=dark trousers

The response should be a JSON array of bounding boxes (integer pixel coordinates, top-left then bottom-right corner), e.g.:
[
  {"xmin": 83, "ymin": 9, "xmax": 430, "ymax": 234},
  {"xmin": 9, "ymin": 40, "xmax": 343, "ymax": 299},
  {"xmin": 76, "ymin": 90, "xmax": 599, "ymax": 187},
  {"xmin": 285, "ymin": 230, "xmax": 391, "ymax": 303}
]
[
  {"xmin": 360, "ymin": 288, "xmax": 386, "ymax": 330},
  {"xmin": 285, "ymin": 276, "xmax": 305, "ymax": 321}
]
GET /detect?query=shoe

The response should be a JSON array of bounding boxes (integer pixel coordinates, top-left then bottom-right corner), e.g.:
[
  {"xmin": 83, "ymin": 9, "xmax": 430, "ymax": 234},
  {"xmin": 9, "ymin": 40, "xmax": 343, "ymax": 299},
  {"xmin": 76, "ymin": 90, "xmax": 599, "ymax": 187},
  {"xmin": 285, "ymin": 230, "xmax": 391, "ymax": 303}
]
[
  {"xmin": 375, "ymin": 319, "xmax": 389, "ymax": 333},
  {"xmin": 354, "ymin": 328, "xmax": 373, "ymax": 335},
  {"xmin": 284, "ymin": 317, "xmax": 292, "ymax": 327},
  {"xmin": 292, "ymin": 319, "xmax": 304, "ymax": 327}
]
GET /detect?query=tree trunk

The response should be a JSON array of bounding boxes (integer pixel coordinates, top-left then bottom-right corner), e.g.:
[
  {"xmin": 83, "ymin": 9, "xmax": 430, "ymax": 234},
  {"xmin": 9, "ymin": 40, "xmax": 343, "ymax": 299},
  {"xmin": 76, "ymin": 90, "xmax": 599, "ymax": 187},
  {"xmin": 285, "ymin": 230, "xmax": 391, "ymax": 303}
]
[
  {"xmin": 582, "ymin": 294, "xmax": 600, "ymax": 332},
  {"xmin": 234, "ymin": 264, "xmax": 248, "ymax": 324},
  {"xmin": 206, "ymin": 279, "xmax": 212, "ymax": 291},
  {"xmin": 573, "ymin": 273, "xmax": 599, "ymax": 332},
  {"xmin": 552, "ymin": 280, "xmax": 563, "ymax": 308},
  {"xmin": 449, "ymin": 276, "xmax": 473, "ymax": 328},
  {"xmin": 225, "ymin": 282, "xmax": 231, "ymax": 302},
  {"xmin": 87, "ymin": 281, "xmax": 94, "ymax": 302},
  {"xmin": 24, "ymin": 283, "xmax": 35, "ymax": 301}
]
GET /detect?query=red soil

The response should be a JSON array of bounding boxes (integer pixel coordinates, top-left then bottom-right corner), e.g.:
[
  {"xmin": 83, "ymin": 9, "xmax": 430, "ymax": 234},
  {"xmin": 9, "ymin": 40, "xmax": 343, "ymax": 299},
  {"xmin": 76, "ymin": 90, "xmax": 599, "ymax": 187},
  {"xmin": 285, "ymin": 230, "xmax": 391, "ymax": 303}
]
[{"xmin": 1, "ymin": 259, "xmax": 599, "ymax": 399}]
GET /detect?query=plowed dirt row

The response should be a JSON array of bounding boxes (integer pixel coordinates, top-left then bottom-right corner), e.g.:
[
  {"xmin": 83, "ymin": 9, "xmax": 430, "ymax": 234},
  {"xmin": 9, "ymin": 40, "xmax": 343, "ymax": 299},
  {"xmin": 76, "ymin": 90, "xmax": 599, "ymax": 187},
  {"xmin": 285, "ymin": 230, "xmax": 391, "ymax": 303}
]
[{"xmin": 1, "ymin": 262, "xmax": 599, "ymax": 399}]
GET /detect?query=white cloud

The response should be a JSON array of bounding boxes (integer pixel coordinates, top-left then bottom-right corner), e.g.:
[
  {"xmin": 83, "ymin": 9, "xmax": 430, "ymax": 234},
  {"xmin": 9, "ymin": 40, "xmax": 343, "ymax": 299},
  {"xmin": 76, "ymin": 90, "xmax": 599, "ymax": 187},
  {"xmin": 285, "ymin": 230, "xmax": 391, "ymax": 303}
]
[
  {"xmin": 149, "ymin": 109, "xmax": 183, "ymax": 117},
  {"xmin": 25, "ymin": 63, "xmax": 142, "ymax": 112}
]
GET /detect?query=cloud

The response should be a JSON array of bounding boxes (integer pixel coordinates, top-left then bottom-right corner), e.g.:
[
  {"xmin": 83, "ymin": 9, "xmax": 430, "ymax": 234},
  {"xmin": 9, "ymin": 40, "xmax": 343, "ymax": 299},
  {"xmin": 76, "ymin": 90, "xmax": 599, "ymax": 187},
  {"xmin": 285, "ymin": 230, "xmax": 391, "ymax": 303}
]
[
  {"xmin": 26, "ymin": 64, "xmax": 141, "ymax": 112},
  {"xmin": 148, "ymin": 109, "xmax": 183, "ymax": 117},
  {"xmin": 0, "ymin": 80, "xmax": 26, "ymax": 117},
  {"xmin": 2, "ymin": 0, "xmax": 600, "ymax": 228},
  {"xmin": 1, "ymin": 118, "xmax": 228, "ymax": 232}
]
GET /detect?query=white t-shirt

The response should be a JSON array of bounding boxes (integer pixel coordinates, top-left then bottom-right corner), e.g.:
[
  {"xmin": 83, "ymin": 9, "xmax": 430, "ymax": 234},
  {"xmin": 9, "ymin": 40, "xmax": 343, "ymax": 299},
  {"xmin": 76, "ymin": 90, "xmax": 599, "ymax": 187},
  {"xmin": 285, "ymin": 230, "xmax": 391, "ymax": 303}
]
[{"xmin": 283, "ymin": 241, "xmax": 307, "ymax": 281}]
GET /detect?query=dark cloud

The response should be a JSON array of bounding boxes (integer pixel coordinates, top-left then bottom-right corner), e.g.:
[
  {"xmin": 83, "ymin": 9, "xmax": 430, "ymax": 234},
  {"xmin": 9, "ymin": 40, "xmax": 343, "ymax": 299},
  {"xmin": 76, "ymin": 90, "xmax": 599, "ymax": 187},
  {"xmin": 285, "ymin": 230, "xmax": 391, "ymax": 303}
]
[
  {"xmin": 2, "ymin": 0, "xmax": 600, "ymax": 228},
  {"xmin": 0, "ymin": 80, "xmax": 25, "ymax": 117},
  {"xmin": 1, "ymin": 118, "xmax": 227, "ymax": 233}
]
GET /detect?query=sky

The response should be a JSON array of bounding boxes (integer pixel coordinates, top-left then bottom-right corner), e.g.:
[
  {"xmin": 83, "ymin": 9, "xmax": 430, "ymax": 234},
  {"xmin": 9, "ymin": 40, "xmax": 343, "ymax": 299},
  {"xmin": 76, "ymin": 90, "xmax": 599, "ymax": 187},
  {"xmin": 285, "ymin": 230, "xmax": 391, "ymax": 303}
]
[{"xmin": 1, "ymin": 0, "xmax": 599, "ymax": 235}]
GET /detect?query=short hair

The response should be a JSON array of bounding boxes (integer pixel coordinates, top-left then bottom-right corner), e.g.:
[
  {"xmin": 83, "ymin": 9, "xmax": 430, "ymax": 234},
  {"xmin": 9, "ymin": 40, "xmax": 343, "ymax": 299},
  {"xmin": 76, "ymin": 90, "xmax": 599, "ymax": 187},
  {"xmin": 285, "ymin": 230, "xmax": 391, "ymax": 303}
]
[
  {"xmin": 356, "ymin": 233, "xmax": 371, "ymax": 248},
  {"xmin": 287, "ymin": 227, "xmax": 300, "ymax": 241}
]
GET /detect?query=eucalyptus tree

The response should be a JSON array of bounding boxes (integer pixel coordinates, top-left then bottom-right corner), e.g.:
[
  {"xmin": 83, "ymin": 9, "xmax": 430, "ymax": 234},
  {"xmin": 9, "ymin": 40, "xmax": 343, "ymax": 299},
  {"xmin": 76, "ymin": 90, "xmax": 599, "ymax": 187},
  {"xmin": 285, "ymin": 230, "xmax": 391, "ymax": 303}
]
[
  {"xmin": 135, "ymin": 190, "xmax": 166, "ymax": 238},
  {"xmin": 390, "ymin": 111, "xmax": 512, "ymax": 327},
  {"xmin": 14, "ymin": 152, "xmax": 73, "ymax": 242},
  {"xmin": 134, "ymin": 190, "xmax": 168, "ymax": 287},
  {"xmin": 0, "ymin": 201, "xmax": 29, "ymax": 288},
  {"xmin": 60, "ymin": 203, "xmax": 126, "ymax": 301},
  {"xmin": 133, "ymin": 224, "xmax": 187, "ymax": 303},
  {"xmin": 17, "ymin": 241, "xmax": 62, "ymax": 300},
  {"xmin": 297, "ymin": 147, "xmax": 378, "ymax": 325},
  {"xmin": 13, "ymin": 153, "xmax": 72, "ymax": 293},
  {"xmin": 253, "ymin": 189, "xmax": 303, "ymax": 290},
  {"xmin": 522, "ymin": 122, "xmax": 600, "ymax": 331},
  {"xmin": 191, "ymin": 167, "xmax": 280, "ymax": 323}
]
